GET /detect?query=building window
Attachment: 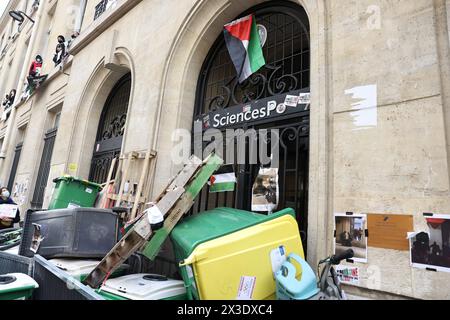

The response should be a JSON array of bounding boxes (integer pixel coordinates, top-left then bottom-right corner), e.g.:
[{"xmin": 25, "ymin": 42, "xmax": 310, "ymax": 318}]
[{"xmin": 94, "ymin": 0, "xmax": 109, "ymax": 20}]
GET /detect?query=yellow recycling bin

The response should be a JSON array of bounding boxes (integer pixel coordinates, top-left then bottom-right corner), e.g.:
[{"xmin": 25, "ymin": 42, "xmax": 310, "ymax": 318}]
[{"xmin": 179, "ymin": 214, "xmax": 304, "ymax": 300}]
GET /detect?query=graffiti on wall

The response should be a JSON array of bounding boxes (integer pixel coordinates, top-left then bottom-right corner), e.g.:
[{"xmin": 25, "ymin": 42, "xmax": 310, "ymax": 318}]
[{"xmin": 12, "ymin": 179, "xmax": 29, "ymax": 206}]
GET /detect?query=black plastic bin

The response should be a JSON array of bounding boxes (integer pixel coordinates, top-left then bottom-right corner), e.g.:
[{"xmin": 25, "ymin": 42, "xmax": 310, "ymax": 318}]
[
  {"xmin": 32, "ymin": 255, "xmax": 104, "ymax": 300},
  {"xmin": 0, "ymin": 251, "xmax": 33, "ymax": 276},
  {"xmin": 20, "ymin": 208, "xmax": 119, "ymax": 259}
]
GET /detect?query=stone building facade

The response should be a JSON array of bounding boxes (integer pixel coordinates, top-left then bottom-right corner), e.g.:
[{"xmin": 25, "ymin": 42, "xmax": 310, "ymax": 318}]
[{"xmin": 0, "ymin": 0, "xmax": 449, "ymax": 300}]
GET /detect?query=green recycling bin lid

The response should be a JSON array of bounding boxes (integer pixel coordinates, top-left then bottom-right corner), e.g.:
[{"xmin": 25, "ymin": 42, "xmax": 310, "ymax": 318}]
[
  {"xmin": 171, "ymin": 207, "xmax": 296, "ymax": 258},
  {"xmin": 53, "ymin": 175, "xmax": 102, "ymax": 189},
  {"xmin": 0, "ymin": 273, "xmax": 39, "ymax": 300}
]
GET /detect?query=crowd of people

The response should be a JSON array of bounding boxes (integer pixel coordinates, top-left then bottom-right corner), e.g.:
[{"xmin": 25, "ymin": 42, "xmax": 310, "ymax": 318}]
[
  {"xmin": 2, "ymin": 29, "xmax": 80, "ymax": 107},
  {"xmin": 22, "ymin": 33, "xmax": 78, "ymax": 100}
]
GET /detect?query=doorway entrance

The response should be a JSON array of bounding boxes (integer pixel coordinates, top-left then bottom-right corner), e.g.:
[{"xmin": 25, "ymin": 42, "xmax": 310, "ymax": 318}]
[
  {"xmin": 192, "ymin": 2, "xmax": 310, "ymax": 246},
  {"xmin": 89, "ymin": 73, "xmax": 131, "ymax": 184}
]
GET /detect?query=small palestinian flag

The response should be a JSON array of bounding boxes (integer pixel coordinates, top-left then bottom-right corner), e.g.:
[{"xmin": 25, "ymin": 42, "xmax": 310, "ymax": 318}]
[
  {"xmin": 209, "ymin": 173, "xmax": 237, "ymax": 193},
  {"xmin": 224, "ymin": 14, "xmax": 266, "ymax": 83}
]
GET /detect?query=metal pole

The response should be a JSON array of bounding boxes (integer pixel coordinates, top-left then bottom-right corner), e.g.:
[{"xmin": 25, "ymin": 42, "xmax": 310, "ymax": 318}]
[{"xmin": 0, "ymin": 3, "xmax": 45, "ymax": 177}]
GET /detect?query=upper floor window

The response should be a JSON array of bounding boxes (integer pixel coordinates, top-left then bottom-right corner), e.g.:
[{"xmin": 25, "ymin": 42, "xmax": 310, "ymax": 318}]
[{"xmin": 94, "ymin": 0, "xmax": 117, "ymax": 20}]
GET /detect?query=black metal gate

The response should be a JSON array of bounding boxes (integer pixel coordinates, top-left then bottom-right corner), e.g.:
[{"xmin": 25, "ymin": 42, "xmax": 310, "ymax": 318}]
[
  {"xmin": 89, "ymin": 73, "xmax": 131, "ymax": 184},
  {"xmin": 192, "ymin": 2, "xmax": 310, "ymax": 245},
  {"xmin": 31, "ymin": 128, "xmax": 58, "ymax": 209},
  {"xmin": 7, "ymin": 142, "xmax": 23, "ymax": 191}
]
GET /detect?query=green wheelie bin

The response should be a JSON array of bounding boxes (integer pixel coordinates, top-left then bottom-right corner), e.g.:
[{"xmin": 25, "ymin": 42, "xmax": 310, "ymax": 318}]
[{"xmin": 48, "ymin": 176, "xmax": 102, "ymax": 210}]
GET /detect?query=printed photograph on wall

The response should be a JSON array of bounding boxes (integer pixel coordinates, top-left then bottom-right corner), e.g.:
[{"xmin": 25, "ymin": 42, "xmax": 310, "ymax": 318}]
[
  {"xmin": 410, "ymin": 214, "xmax": 450, "ymax": 273},
  {"xmin": 334, "ymin": 213, "xmax": 368, "ymax": 263},
  {"xmin": 251, "ymin": 168, "xmax": 279, "ymax": 213}
]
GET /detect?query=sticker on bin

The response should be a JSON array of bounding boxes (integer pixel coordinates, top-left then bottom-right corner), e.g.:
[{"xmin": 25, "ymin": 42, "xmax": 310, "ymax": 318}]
[
  {"xmin": 186, "ymin": 265, "xmax": 194, "ymax": 279},
  {"xmin": 270, "ymin": 245, "xmax": 287, "ymax": 276},
  {"xmin": 236, "ymin": 276, "xmax": 256, "ymax": 300},
  {"xmin": 67, "ymin": 203, "xmax": 81, "ymax": 209},
  {"xmin": 85, "ymin": 188, "xmax": 93, "ymax": 194}
]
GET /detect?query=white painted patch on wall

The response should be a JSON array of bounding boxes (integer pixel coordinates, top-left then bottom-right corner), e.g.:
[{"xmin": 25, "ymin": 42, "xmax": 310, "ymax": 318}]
[{"xmin": 345, "ymin": 85, "xmax": 378, "ymax": 130}]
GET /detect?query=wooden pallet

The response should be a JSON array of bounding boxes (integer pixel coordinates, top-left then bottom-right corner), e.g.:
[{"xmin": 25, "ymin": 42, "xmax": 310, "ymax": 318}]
[{"xmin": 83, "ymin": 153, "xmax": 223, "ymax": 288}]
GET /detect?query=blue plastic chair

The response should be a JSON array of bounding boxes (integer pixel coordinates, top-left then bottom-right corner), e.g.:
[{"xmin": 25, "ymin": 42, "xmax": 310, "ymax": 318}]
[{"xmin": 275, "ymin": 253, "xmax": 320, "ymax": 300}]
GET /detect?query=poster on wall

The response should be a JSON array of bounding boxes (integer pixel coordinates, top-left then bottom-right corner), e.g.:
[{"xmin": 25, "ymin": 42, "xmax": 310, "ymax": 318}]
[
  {"xmin": 335, "ymin": 265, "xmax": 360, "ymax": 285},
  {"xmin": 409, "ymin": 214, "xmax": 450, "ymax": 273},
  {"xmin": 334, "ymin": 213, "xmax": 368, "ymax": 263},
  {"xmin": 367, "ymin": 214, "xmax": 414, "ymax": 251},
  {"xmin": 251, "ymin": 168, "xmax": 279, "ymax": 213}
]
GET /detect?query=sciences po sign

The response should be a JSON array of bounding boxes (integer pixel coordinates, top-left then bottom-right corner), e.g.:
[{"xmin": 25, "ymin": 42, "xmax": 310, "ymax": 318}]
[{"xmin": 196, "ymin": 88, "xmax": 310, "ymax": 131}]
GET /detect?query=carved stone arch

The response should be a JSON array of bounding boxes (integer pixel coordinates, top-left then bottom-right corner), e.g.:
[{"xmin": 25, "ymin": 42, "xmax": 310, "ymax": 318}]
[
  {"xmin": 153, "ymin": 0, "xmax": 329, "ymax": 263},
  {"xmin": 68, "ymin": 47, "xmax": 135, "ymax": 181}
]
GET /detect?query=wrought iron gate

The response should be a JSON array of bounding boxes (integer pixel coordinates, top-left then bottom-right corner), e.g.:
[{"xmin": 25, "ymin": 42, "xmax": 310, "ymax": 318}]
[
  {"xmin": 192, "ymin": 2, "xmax": 310, "ymax": 245},
  {"xmin": 7, "ymin": 142, "xmax": 23, "ymax": 191},
  {"xmin": 89, "ymin": 73, "xmax": 131, "ymax": 184},
  {"xmin": 31, "ymin": 128, "xmax": 57, "ymax": 209}
]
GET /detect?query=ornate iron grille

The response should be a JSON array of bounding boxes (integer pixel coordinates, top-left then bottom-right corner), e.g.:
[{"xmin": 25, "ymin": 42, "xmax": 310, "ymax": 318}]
[
  {"xmin": 196, "ymin": 6, "xmax": 310, "ymax": 115},
  {"xmin": 89, "ymin": 74, "xmax": 131, "ymax": 184},
  {"xmin": 192, "ymin": 2, "xmax": 310, "ymax": 249},
  {"xmin": 191, "ymin": 117, "xmax": 309, "ymax": 244},
  {"xmin": 31, "ymin": 128, "xmax": 58, "ymax": 209}
]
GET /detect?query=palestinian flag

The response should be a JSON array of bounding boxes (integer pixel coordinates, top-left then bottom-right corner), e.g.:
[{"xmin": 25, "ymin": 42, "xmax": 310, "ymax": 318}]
[
  {"xmin": 224, "ymin": 14, "xmax": 266, "ymax": 83},
  {"xmin": 209, "ymin": 173, "xmax": 237, "ymax": 193}
]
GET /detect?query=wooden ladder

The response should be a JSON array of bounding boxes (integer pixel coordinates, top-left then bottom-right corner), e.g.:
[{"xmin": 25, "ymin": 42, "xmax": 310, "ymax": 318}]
[{"xmin": 99, "ymin": 150, "xmax": 157, "ymax": 221}]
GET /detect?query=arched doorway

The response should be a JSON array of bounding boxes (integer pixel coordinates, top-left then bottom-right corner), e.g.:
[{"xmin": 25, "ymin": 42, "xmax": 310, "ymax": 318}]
[
  {"xmin": 89, "ymin": 73, "xmax": 131, "ymax": 183},
  {"xmin": 192, "ymin": 1, "xmax": 310, "ymax": 246}
]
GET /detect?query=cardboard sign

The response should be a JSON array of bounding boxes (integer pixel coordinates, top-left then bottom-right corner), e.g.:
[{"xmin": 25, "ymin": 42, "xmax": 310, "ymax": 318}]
[
  {"xmin": 0, "ymin": 204, "xmax": 19, "ymax": 218},
  {"xmin": 367, "ymin": 214, "xmax": 413, "ymax": 251}
]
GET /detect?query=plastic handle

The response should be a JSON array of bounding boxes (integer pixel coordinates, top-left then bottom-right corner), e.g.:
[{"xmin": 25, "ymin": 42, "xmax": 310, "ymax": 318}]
[
  {"xmin": 276, "ymin": 254, "xmax": 311, "ymax": 285},
  {"xmin": 275, "ymin": 253, "xmax": 319, "ymax": 299},
  {"xmin": 287, "ymin": 254, "xmax": 312, "ymax": 273}
]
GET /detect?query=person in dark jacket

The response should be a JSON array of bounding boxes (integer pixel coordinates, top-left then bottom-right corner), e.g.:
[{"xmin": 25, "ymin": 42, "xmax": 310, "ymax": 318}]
[
  {"xmin": 0, "ymin": 187, "xmax": 20, "ymax": 230},
  {"xmin": 2, "ymin": 93, "xmax": 10, "ymax": 109},
  {"xmin": 8, "ymin": 89, "xmax": 16, "ymax": 107},
  {"xmin": 53, "ymin": 35, "xmax": 67, "ymax": 66},
  {"xmin": 53, "ymin": 43, "xmax": 65, "ymax": 66}
]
